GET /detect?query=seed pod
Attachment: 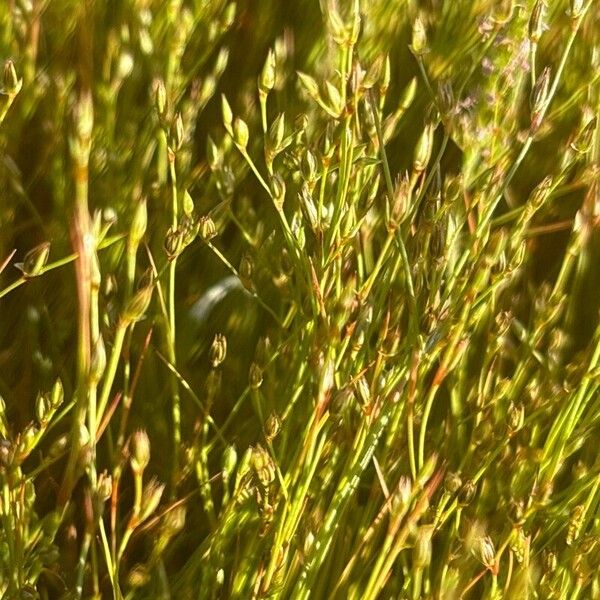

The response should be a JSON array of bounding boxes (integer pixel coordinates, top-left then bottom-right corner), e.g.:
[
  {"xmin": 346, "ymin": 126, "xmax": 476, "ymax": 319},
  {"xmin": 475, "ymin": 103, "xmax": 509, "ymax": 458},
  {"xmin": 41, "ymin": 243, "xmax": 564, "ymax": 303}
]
[
  {"xmin": 164, "ymin": 226, "xmax": 185, "ymax": 261},
  {"xmin": 222, "ymin": 444, "xmax": 238, "ymax": 478},
  {"xmin": 444, "ymin": 472, "xmax": 462, "ymax": 494},
  {"xmin": 458, "ymin": 479, "xmax": 477, "ymax": 506},
  {"xmin": 210, "ymin": 333, "xmax": 227, "ymax": 368},
  {"xmin": 251, "ymin": 444, "xmax": 276, "ymax": 487},
  {"xmin": 233, "ymin": 117, "xmax": 249, "ymax": 149},
  {"xmin": 268, "ymin": 113, "xmax": 286, "ymax": 154},
  {"xmin": 3, "ymin": 59, "xmax": 22, "ymax": 95},
  {"xmin": 414, "ymin": 123, "xmax": 435, "ymax": 173},
  {"xmin": 16, "ymin": 242, "xmax": 51, "ymax": 278},
  {"xmin": 265, "ymin": 413, "xmax": 281, "ymax": 440},
  {"xmin": 297, "ymin": 71, "xmax": 320, "ymax": 101},
  {"xmin": 530, "ymin": 66, "xmax": 551, "ymax": 131},
  {"xmin": 507, "ymin": 402, "xmax": 525, "ymax": 435},
  {"xmin": 123, "ymin": 284, "xmax": 154, "ymax": 324},
  {"xmin": 50, "ymin": 378, "xmax": 64, "ymax": 409},
  {"xmin": 154, "ymin": 78, "xmax": 167, "ymax": 120},
  {"xmin": 529, "ymin": 1, "xmax": 546, "ymax": 44},
  {"xmin": 249, "ymin": 362, "xmax": 263, "ymax": 389},
  {"xmin": 89, "ymin": 335, "xmax": 107, "ymax": 385},
  {"xmin": 130, "ymin": 198, "xmax": 147, "ymax": 249},
  {"xmin": 410, "ymin": 15, "xmax": 428, "ymax": 56},
  {"xmin": 475, "ymin": 535, "xmax": 498, "ymax": 574},
  {"xmin": 171, "ymin": 113, "xmax": 184, "ymax": 151},
  {"xmin": 221, "ymin": 94, "xmax": 233, "ymax": 133},
  {"xmin": 569, "ymin": 0, "xmax": 585, "ymax": 19},
  {"xmin": 35, "ymin": 393, "xmax": 52, "ymax": 426},
  {"xmin": 130, "ymin": 430, "xmax": 151, "ymax": 475},
  {"xmin": 162, "ymin": 505, "xmax": 186, "ymax": 537},
  {"xmin": 259, "ymin": 49, "xmax": 276, "ymax": 95},
  {"xmin": 140, "ymin": 478, "xmax": 165, "ymax": 522},
  {"xmin": 271, "ymin": 173, "xmax": 286, "ymax": 210},
  {"xmin": 97, "ymin": 471, "xmax": 113, "ymax": 502},
  {"xmin": 413, "ymin": 525, "xmax": 434, "ymax": 568},
  {"xmin": 199, "ymin": 215, "xmax": 217, "ymax": 241}
]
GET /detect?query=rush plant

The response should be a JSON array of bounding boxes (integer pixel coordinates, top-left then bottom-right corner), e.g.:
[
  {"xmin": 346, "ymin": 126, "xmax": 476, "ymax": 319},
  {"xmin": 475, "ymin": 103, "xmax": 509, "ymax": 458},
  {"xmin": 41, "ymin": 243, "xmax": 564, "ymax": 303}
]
[{"xmin": 0, "ymin": 0, "xmax": 599, "ymax": 598}]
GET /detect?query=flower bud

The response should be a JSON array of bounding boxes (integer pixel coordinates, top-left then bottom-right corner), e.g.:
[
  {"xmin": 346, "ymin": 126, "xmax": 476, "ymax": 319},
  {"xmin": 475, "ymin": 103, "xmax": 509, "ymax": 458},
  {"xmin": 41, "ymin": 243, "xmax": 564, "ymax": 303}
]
[
  {"xmin": 297, "ymin": 71, "xmax": 320, "ymax": 100},
  {"xmin": 239, "ymin": 253, "xmax": 254, "ymax": 291}
]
